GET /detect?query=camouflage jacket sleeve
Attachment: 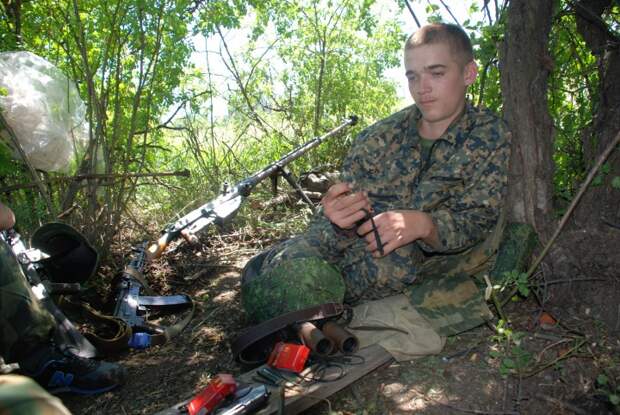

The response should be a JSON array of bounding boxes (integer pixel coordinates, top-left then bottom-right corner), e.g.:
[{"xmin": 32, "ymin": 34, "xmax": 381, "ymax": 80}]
[
  {"xmin": 415, "ymin": 115, "xmax": 511, "ymax": 254},
  {"xmin": 306, "ymin": 109, "xmax": 412, "ymax": 252}
]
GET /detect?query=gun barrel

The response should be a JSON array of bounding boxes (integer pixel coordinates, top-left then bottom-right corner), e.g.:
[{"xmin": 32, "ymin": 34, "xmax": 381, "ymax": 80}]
[{"xmin": 238, "ymin": 115, "xmax": 358, "ymax": 194}]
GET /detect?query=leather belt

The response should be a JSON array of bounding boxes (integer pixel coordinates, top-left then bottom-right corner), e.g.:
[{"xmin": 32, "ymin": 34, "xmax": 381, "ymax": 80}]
[{"xmin": 231, "ymin": 303, "xmax": 345, "ymax": 365}]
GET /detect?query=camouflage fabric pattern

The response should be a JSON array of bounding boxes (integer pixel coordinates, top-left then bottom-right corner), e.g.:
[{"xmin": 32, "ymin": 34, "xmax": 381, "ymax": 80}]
[
  {"xmin": 0, "ymin": 374, "xmax": 71, "ymax": 415},
  {"xmin": 0, "ymin": 238, "xmax": 55, "ymax": 363},
  {"xmin": 242, "ymin": 102, "xmax": 511, "ymax": 334},
  {"xmin": 241, "ymin": 246, "xmax": 345, "ymax": 323},
  {"xmin": 489, "ymin": 222, "xmax": 538, "ymax": 283}
]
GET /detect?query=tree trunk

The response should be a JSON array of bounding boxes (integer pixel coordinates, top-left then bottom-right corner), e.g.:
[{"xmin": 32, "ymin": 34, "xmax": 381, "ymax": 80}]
[
  {"xmin": 499, "ymin": 0, "xmax": 556, "ymax": 237},
  {"xmin": 546, "ymin": 0, "xmax": 620, "ymax": 331}
]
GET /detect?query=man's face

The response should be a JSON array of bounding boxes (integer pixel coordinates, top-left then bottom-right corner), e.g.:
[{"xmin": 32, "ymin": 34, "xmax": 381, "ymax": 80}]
[{"xmin": 404, "ymin": 43, "xmax": 477, "ymax": 128}]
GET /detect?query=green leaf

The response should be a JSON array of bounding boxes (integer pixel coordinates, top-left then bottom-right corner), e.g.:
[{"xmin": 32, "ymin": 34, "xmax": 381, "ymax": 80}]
[
  {"xmin": 601, "ymin": 163, "xmax": 611, "ymax": 175},
  {"xmin": 612, "ymin": 176, "xmax": 620, "ymax": 189},
  {"xmin": 592, "ymin": 175, "xmax": 603, "ymax": 186},
  {"xmin": 0, "ymin": 87, "xmax": 7, "ymax": 96},
  {"xmin": 610, "ymin": 394, "xmax": 619, "ymax": 406},
  {"xmin": 597, "ymin": 374, "xmax": 609, "ymax": 386},
  {"xmin": 502, "ymin": 358, "xmax": 515, "ymax": 369}
]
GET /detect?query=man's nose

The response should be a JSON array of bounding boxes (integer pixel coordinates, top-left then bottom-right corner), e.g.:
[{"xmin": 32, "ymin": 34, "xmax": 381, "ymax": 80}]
[{"xmin": 418, "ymin": 75, "xmax": 432, "ymax": 94}]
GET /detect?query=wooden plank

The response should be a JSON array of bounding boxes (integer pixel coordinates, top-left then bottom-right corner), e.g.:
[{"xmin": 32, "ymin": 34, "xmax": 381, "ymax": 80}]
[{"xmin": 241, "ymin": 344, "xmax": 394, "ymax": 414}]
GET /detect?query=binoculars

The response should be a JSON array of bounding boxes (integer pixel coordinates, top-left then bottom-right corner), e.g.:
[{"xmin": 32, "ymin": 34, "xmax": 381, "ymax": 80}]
[{"xmin": 294, "ymin": 321, "xmax": 359, "ymax": 357}]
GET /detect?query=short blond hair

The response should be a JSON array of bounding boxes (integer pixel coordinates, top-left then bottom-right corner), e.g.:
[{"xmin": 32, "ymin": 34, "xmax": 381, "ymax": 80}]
[{"xmin": 405, "ymin": 23, "xmax": 474, "ymax": 67}]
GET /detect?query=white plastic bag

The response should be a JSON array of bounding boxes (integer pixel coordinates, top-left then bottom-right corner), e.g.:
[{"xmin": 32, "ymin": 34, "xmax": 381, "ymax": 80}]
[{"xmin": 0, "ymin": 51, "xmax": 87, "ymax": 172}]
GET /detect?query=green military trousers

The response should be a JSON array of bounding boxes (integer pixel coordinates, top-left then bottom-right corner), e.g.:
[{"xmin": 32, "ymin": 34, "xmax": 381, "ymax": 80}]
[{"xmin": 0, "ymin": 238, "xmax": 55, "ymax": 363}]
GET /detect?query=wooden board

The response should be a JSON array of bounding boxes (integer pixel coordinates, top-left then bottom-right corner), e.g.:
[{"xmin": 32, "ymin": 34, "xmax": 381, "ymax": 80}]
[
  {"xmin": 243, "ymin": 344, "xmax": 394, "ymax": 414},
  {"xmin": 155, "ymin": 344, "xmax": 394, "ymax": 415}
]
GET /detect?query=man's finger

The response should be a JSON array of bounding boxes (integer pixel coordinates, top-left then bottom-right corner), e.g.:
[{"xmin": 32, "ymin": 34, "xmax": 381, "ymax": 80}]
[
  {"xmin": 334, "ymin": 208, "xmax": 368, "ymax": 230},
  {"xmin": 337, "ymin": 197, "xmax": 370, "ymax": 217},
  {"xmin": 322, "ymin": 182, "xmax": 352, "ymax": 203}
]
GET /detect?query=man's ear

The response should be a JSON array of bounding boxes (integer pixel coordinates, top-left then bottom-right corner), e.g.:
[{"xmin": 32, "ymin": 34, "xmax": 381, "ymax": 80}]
[{"xmin": 463, "ymin": 61, "xmax": 478, "ymax": 86}]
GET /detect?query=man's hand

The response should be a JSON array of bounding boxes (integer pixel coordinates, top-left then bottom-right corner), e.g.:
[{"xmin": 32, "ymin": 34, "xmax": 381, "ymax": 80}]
[
  {"xmin": 0, "ymin": 202, "xmax": 16, "ymax": 231},
  {"xmin": 321, "ymin": 182, "xmax": 372, "ymax": 230},
  {"xmin": 357, "ymin": 210, "xmax": 440, "ymax": 256}
]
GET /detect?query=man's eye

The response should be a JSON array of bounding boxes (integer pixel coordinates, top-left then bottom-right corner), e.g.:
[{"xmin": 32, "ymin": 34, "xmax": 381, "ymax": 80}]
[{"xmin": 432, "ymin": 72, "xmax": 444, "ymax": 77}]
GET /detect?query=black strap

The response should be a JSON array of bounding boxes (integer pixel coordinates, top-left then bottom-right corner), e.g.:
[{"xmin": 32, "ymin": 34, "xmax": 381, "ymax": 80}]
[{"xmin": 231, "ymin": 303, "xmax": 344, "ymax": 365}]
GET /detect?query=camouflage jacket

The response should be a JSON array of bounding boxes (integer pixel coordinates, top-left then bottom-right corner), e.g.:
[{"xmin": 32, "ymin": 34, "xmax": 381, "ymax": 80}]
[{"xmin": 307, "ymin": 101, "xmax": 511, "ymax": 293}]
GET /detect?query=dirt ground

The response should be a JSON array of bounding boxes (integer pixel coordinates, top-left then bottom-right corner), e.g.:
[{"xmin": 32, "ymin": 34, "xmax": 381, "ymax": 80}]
[{"xmin": 60, "ymin": 230, "xmax": 620, "ymax": 415}]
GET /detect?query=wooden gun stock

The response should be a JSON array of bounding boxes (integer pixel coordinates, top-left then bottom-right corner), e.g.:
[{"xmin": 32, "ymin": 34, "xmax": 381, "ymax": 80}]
[
  {"xmin": 146, "ymin": 230, "xmax": 197, "ymax": 260},
  {"xmin": 146, "ymin": 234, "xmax": 169, "ymax": 260}
]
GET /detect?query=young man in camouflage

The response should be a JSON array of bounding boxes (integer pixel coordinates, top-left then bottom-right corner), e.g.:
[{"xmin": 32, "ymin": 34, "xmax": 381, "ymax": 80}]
[
  {"xmin": 243, "ymin": 23, "xmax": 511, "ymax": 335},
  {"xmin": 0, "ymin": 201, "xmax": 126, "ymax": 402}
]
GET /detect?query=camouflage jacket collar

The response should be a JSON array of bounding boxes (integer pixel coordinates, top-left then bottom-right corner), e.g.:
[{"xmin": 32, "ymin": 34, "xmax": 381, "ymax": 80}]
[{"xmin": 405, "ymin": 101, "xmax": 477, "ymax": 147}]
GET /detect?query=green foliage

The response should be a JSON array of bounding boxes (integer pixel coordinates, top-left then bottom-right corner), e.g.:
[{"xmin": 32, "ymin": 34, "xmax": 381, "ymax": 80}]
[
  {"xmin": 592, "ymin": 163, "xmax": 611, "ymax": 187},
  {"xmin": 174, "ymin": 0, "xmax": 405, "ymax": 206},
  {"xmin": 495, "ymin": 270, "xmax": 530, "ymax": 300},
  {"xmin": 596, "ymin": 372, "xmax": 620, "ymax": 407},
  {"xmin": 0, "ymin": 143, "xmax": 14, "ymax": 176},
  {"xmin": 548, "ymin": 10, "xmax": 598, "ymax": 200},
  {"xmin": 0, "ymin": 0, "xmax": 258, "ymax": 248},
  {"xmin": 489, "ymin": 320, "xmax": 532, "ymax": 377}
]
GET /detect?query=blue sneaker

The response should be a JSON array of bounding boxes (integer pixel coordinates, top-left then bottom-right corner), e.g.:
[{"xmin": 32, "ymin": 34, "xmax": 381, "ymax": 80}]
[{"xmin": 19, "ymin": 346, "xmax": 126, "ymax": 395}]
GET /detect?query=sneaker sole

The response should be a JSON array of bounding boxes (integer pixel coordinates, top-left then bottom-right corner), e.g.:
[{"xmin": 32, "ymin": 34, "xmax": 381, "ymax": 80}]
[{"xmin": 48, "ymin": 382, "xmax": 120, "ymax": 396}]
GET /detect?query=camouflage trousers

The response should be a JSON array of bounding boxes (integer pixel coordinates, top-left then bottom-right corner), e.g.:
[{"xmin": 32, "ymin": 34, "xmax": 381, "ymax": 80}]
[
  {"xmin": 0, "ymin": 239, "xmax": 55, "ymax": 363},
  {"xmin": 251, "ymin": 212, "xmax": 506, "ymax": 336},
  {"xmin": 0, "ymin": 375, "xmax": 71, "ymax": 415}
]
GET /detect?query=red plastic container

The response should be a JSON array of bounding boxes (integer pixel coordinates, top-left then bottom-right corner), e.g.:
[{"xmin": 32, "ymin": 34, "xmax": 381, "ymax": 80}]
[
  {"xmin": 186, "ymin": 373, "xmax": 237, "ymax": 415},
  {"xmin": 267, "ymin": 342, "xmax": 310, "ymax": 373}
]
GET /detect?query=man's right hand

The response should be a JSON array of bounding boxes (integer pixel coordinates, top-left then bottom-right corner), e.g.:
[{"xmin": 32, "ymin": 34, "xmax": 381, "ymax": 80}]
[
  {"xmin": 321, "ymin": 182, "xmax": 371, "ymax": 230},
  {"xmin": 0, "ymin": 202, "xmax": 15, "ymax": 230}
]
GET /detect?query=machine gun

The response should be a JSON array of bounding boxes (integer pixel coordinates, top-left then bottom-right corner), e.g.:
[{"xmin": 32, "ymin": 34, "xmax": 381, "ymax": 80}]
[
  {"xmin": 147, "ymin": 115, "xmax": 358, "ymax": 260},
  {"xmin": 0, "ymin": 228, "xmax": 99, "ymax": 358}
]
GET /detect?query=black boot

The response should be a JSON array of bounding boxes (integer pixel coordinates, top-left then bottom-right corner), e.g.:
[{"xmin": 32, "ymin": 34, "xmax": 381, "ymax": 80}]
[{"xmin": 18, "ymin": 345, "xmax": 126, "ymax": 395}]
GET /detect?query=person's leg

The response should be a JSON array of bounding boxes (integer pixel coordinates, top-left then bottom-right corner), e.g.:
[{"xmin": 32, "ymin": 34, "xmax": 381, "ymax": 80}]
[
  {"xmin": 0, "ymin": 238, "xmax": 126, "ymax": 395},
  {"xmin": 303, "ymin": 216, "xmax": 422, "ymax": 303},
  {"xmin": 0, "ymin": 238, "xmax": 56, "ymax": 364},
  {"xmin": 0, "ymin": 374, "xmax": 72, "ymax": 415}
]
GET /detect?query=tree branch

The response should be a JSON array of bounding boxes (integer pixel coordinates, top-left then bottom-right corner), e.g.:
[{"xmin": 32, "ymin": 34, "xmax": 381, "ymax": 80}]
[
  {"xmin": 0, "ymin": 170, "xmax": 191, "ymax": 194},
  {"xmin": 404, "ymin": 0, "xmax": 421, "ymax": 28}
]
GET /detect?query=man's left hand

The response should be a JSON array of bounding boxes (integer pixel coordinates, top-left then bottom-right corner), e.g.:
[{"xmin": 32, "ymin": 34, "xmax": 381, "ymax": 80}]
[{"xmin": 356, "ymin": 210, "xmax": 439, "ymax": 256}]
